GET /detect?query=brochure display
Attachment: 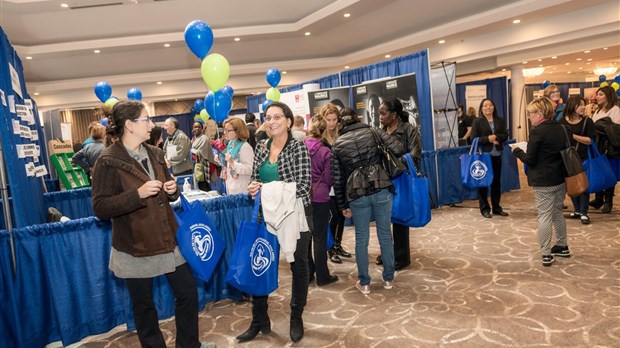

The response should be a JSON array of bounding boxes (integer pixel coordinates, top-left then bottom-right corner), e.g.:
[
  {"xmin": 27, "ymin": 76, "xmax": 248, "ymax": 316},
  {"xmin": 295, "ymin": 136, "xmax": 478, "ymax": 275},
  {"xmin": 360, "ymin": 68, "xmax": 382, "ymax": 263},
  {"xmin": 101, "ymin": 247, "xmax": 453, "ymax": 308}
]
[{"xmin": 48, "ymin": 140, "xmax": 89, "ymax": 189}]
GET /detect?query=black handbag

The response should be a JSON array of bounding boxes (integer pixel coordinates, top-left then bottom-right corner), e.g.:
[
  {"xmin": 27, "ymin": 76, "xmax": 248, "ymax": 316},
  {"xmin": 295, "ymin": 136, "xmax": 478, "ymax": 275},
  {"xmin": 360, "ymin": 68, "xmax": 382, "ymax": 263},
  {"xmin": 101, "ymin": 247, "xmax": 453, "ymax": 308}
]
[{"xmin": 370, "ymin": 128, "xmax": 406, "ymax": 179}]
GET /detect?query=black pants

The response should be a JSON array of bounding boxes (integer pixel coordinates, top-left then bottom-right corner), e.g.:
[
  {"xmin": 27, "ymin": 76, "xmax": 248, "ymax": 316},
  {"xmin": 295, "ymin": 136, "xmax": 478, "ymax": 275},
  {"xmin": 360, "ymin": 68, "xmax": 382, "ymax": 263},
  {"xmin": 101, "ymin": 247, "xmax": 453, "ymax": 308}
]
[
  {"xmin": 308, "ymin": 202, "xmax": 332, "ymax": 283},
  {"xmin": 253, "ymin": 231, "xmax": 311, "ymax": 318},
  {"xmin": 126, "ymin": 263, "xmax": 199, "ymax": 348},
  {"xmin": 328, "ymin": 197, "xmax": 345, "ymax": 247},
  {"xmin": 478, "ymin": 155, "xmax": 503, "ymax": 214},
  {"xmin": 392, "ymin": 223, "xmax": 410, "ymax": 265}
]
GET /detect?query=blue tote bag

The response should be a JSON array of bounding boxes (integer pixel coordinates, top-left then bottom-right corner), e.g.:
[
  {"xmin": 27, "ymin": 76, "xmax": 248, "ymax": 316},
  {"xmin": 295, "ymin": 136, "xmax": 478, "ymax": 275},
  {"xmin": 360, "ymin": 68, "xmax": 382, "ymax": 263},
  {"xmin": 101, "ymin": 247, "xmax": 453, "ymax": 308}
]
[
  {"xmin": 460, "ymin": 137, "xmax": 494, "ymax": 188},
  {"xmin": 176, "ymin": 195, "xmax": 226, "ymax": 283},
  {"xmin": 326, "ymin": 224, "xmax": 335, "ymax": 250},
  {"xmin": 584, "ymin": 140, "xmax": 617, "ymax": 193},
  {"xmin": 391, "ymin": 153, "xmax": 431, "ymax": 227},
  {"xmin": 225, "ymin": 191, "xmax": 280, "ymax": 296}
]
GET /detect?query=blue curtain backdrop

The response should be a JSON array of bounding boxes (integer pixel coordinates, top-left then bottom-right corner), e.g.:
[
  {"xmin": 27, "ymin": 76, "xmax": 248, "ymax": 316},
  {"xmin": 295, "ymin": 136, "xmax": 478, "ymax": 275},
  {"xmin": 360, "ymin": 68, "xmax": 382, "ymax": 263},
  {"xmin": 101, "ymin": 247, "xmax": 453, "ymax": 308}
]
[
  {"xmin": 0, "ymin": 28, "xmax": 47, "ymax": 227},
  {"xmin": 456, "ymin": 77, "xmax": 510, "ymax": 136},
  {"xmin": 151, "ymin": 112, "xmax": 195, "ymax": 138},
  {"xmin": 0, "ymin": 194, "xmax": 252, "ymax": 347},
  {"xmin": 43, "ymin": 188, "xmax": 94, "ymax": 220},
  {"xmin": 247, "ymin": 73, "xmax": 341, "ymax": 114}
]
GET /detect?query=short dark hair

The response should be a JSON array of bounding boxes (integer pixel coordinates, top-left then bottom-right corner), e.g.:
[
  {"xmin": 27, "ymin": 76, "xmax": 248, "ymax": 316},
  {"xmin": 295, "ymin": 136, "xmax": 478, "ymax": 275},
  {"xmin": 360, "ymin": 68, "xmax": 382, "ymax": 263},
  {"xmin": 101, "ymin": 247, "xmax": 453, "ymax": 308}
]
[
  {"xmin": 109, "ymin": 100, "xmax": 145, "ymax": 138},
  {"xmin": 165, "ymin": 117, "xmax": 179, "ymax": 129},
  {"xmin": 265, "ymin": 101, "xmax": 295, "ymax": 129},
  {"xmin": 245, "ymin": 112, "xmax": 256, "ymax": 123}
]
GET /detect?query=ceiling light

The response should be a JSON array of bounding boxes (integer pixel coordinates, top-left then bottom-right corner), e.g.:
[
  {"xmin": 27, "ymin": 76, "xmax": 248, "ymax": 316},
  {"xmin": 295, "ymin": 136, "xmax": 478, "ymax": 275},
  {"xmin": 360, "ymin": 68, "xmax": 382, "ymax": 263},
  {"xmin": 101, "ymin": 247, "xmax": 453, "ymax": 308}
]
[
  {"xmin": 34, "ymin": 92, "xmax": 40, "ymax": 96},
  {"xmin": 603, "ymin": 47, "xmax": 608, "ymax": 50},
  {"xmin": 501, "ymin": 68, "xmax": 506, "ymax": 71},
  {"xmin": 522, "ymin": 67, "xmax": 545, "ymax": 77},
  {"xmin": 567, "ymin": 71, "xmax": 572, "ymax": 74},
  {"xmin": 94, "ymin": 50, "xmax": 101, "ymax": 54},
  {"xmin": 344, "ymin": 66, "xmax": 350, "ymax": 69},
  {"xmin": 164, "ymin": 43, "xmax": 170, "ymax": 47},
  {"xmin": 344, "ymin": 13, "xmax": 351, "ymax": 18},
  {"xmin": 438, "ymin": 40, "xmax": 446, "ymax": 44},
  {"xmin": 282, "ymin": 71, "xmax": 287, "ymax": 74},
  {"xmin": 537, "ymin": 59, "xmax": 542, "ymax": 62},
  {"xmin": 513, "ymin": 19, "xmax": 520, "ymax": 24},
  {"xmin": 384, "ymin": 54, "xmax": 391, "ymax": 58},
  {"xmin": 587, "ymin": 58, "xmax": 592, "ymax": 61},
  {"xmin": 539, "ymin": 64, "xmax": 543, "ymax": 67},
  {"xmin": 565, "ymin": 62, "xmax": 570, "ymax": 65},
  {"xmin": 304, "ymin": 32, "xmax": 311, "ymax": 36},
  {"xmin": 576, "ymin": 58, "xmax": 582, "ymax": 61},
  {"xmin": 26, "ymin": 56, "xmax": 32, "ymax": 60},
  {"xmin": 586, "ymin": 62, "xmax": 591, "ymax": 65},
  {"xmin": 584, "ymin": 50, "xmax": 590, "ymax": 53},
  {"xmin": 593, "ymin": 66, "xmax": 618, "ymax": 76},
  {"xmin": 551, "ymin": 56, "xmax": 557, "ymax": 59},
  {"xmin": 234, "ymin": 37, "xmax": 240, "ymax": 42},
  {"xmin": 579, "ymin": 67, "xmax": 583, "ymax": 70},
  {"xmin": 61, "ymin": 3, "xmax": 68, "ymax": 8},
  {"xmin": 522, "ymin": 61, "xmax": 528, "ymax": 64},
  {"xmin": 156, "ymin": 81, "xmax": 162, "ymax": 85}
]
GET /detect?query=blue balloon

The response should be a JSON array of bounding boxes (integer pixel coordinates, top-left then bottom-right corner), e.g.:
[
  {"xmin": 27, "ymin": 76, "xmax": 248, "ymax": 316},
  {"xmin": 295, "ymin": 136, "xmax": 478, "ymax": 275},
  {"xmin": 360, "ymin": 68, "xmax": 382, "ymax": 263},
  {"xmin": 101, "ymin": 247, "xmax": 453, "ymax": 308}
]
[
  {"xmin": 614, "ymin": 75, "xmax": 620, "ymax": 84},
  {"xmin": 541, "ymin": 80, "xmax": 550, "ymax": 88},
  {"xmin": 221, "ymin": 85, "xmax": 234, "ymax": 97},
  {"xmin": 100, "ymin": 117, "xmax": 109, "ymax": 127},
  {"xmin": 599, "ymin": 75, "xmax": 607, "ymax": 83},
  {"xmin": 266, "ymin": 68, "xmax": 281, "ymax": 87},
  {"xmin": 184, "ymin": 20, "xmax": 214, "ymax": 60},
  {"xmin": 194, "ymin": 98, "xmax": 205, "ymax": 112},
  {"xmin": 127, "ymin": 87, "xmax": 142, "ymax": 101},
  {"xmin": 204, "ymin": 91, "xmax": 215, "ymax": 119},
  {"xmin": 94, "ymin": 81, "xmax": 112, "ymax": 103},
  {"xmin": 262, "ymin": 99, "xmax": 272, "ymax": 113},
  {"xmin": 213, "ymin": 90, "xmax": 232, "ymax": 122}
]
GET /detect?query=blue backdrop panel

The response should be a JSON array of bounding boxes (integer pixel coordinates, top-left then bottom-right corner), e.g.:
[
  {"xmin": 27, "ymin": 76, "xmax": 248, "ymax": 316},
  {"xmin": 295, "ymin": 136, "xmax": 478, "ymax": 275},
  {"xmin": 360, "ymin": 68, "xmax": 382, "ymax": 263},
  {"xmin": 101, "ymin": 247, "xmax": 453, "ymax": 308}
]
[
  {"xmin": 455, "ymin": 77, "xmax": 510, "ymax": 136},
  {"xmin": 0, "ymin": 28, "xmax": 47, "ymax": 227},
  {"xmin": 151, "ymin": 112, "xmax": 194, "ymax": 139},
  {"xmin": 420, "ymin": 151, "xmax": 438, "ymax": 208},
  {"xmin": 0, "ymin": 194, "xmax": 252, "ymax": 347},
  {"xmin": 43, "ymin": 187, "xmax": 94, "ymax": 220}
]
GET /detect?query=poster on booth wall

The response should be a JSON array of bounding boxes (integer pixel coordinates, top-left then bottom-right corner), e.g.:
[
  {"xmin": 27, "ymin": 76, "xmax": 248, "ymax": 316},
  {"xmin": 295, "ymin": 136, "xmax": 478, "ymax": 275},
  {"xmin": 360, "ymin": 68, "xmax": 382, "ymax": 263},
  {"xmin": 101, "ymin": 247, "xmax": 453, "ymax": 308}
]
[
  {"xmin": 307, "ymin": 87, "xmax": 351, "ymax": 116},
  {"xmin": 352, "ymin": 74, "xmax": 420, "ymax": 130},
  {"xmin": 465, "ymin": 85, "xmax": 486, "ymax": 114},
  {"xmin": 279, "ymin": 84, "xmax": 320, "ymax": 119}
]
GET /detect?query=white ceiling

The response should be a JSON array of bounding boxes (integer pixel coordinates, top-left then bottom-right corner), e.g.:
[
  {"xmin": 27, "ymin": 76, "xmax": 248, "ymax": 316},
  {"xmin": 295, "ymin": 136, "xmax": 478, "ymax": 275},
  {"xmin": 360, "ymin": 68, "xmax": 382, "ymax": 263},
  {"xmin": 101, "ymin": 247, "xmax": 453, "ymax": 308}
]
[{"xmin": 1, "ymin": 0, "xmax": 619, "ymax": 111}]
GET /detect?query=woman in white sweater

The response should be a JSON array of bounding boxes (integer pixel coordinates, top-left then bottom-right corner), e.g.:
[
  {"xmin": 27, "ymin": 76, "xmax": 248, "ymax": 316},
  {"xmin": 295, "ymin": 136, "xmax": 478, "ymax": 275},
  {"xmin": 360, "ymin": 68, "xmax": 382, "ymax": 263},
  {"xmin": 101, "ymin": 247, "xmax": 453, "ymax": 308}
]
[{"xmin": 221, "ymin": 117, "xmax": 254, "ymax": 195}]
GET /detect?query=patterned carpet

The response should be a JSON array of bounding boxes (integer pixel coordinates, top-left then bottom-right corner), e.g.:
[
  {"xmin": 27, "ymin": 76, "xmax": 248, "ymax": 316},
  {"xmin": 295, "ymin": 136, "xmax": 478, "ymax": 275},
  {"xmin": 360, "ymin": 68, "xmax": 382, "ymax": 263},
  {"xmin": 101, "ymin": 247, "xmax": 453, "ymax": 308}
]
[{"xmin": 76, "ymin": 175, "xmax": 620, "ymax": 348}]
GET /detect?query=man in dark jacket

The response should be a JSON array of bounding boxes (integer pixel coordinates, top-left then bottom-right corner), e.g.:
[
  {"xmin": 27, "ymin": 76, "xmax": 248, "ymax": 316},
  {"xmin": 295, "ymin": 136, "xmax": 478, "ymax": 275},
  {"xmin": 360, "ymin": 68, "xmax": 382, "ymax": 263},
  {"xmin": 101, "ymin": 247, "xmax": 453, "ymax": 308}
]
[{"xmin": 245, "ymin": 113, "xmax": 258, "ymax": 149}]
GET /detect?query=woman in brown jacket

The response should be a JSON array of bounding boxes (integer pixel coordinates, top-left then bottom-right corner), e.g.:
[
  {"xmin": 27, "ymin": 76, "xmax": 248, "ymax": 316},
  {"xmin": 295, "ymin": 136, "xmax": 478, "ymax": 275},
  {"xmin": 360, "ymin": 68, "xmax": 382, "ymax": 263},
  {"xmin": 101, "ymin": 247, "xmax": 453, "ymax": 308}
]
[{"xmin": 92, "ymin": 100, "xmax": 215, "ymax": 348}]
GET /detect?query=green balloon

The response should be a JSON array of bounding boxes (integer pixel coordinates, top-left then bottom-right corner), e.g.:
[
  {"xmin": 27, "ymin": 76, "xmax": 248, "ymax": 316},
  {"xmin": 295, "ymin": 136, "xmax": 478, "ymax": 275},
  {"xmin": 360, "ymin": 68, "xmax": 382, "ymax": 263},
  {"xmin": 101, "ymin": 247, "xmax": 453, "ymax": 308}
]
[
  {"xmin": 104, "ymin": 97, "xmax": 119, "ymax": 109},
  {"xmin": 201, "ymin": 53, "xmax": 230, "ymax": 92},
  {"xmin": 266, "ymin": 87, "xmax": 280, "ymax": 101},
  {"xmin": 200, "ymin": 109, "xmax": 210, "ymax": 121},
  {"xmin": 194, "ymin": 114, "xmax": 201, "ymax": 121}
]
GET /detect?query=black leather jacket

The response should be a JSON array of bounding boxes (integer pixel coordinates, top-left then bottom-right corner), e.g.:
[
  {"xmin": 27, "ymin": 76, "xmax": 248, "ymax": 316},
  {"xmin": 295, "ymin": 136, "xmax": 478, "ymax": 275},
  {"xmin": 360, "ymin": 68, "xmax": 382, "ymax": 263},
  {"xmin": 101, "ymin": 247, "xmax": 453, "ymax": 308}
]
[
  {"xmin": 330, "ymin": 123, "xmax": 404, "ymax": 209},
  {"xmin": 382, "ymin": 120, "xmax": 422, "ymax": 169}
]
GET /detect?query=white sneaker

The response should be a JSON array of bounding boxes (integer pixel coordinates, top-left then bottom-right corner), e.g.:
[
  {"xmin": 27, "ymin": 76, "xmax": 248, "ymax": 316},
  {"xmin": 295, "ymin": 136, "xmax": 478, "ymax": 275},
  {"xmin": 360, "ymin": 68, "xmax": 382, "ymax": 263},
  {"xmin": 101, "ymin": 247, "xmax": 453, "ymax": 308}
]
[
  {"xmin": 356, "ymin": 280, "xmax": 370, "ymax": 295},
  {"xmin": 201, "ymin": 341, "xmax": 216, "ymax": 348},
  {"xmin": 383, "ymin": 280, "xmax": 393, "ymax": 289}
]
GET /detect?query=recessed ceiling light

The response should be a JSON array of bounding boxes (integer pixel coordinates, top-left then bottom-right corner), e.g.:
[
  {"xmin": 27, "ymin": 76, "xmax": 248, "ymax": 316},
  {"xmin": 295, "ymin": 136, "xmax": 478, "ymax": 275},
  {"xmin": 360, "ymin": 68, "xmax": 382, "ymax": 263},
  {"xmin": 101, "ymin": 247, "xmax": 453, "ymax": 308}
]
[
  {"xmin": 567, "ymin": 71, "xmax": 572, "ymax": 74},
  {"xmin": 551, "ymin": 56, "xmax": 557, "ymax": 59},
  {"xmin": 164, "ymin": 43, "xmax": 170, "ymax": 47},
  {"xmin": 501, "ymin": 68, "xmax": 506, "ymax": 71},
  {"xmin": 282, "ymin": 71, "xmax": 287, "ymax": 74},
  {"xmin": 587, "ymin": 58, "xmax": 592, "ymax": 61},
  {"xmin": 156, "ymin": 81, "xmax": 162, "ymax": 85},
  {"xmin": 344, "ymin": 13, "xmax": 351, "ymax": 18},
  {"xmin": 538, "ymin": 59, "xmax": 542, "ymax": 62},
  {"xmin": 304, "ymin": 32, "xmax": 311, "ymax": 36},
  {"xmin": 513, "ymin": 19, "xmax": 521, "ymax": 24},
  {"xmin": 26, "ymin": 56, "xmax": 32, "ymax": 60},
  {"xmin": 234, "ymin": 37, "xmax": 240, "ymax": 42},
  {"xmin": 385, "ymin": 54, "xmax": 391, "ymax": 58},
  {"xmin": 94, "ymin": 50, "xmax": 101, "ymax": 54},
  {"xmin": 565, "ymin": 62, "xmax": 570, "ymax": 65},
  {"xmin": 523, "ymin": 61, "xmax": 528, "ymax": 64},
  {"xmin": 603, "ymin": 47, "xmax": 608, "ymax": 50},
  {"xmin": 587, "ymin": 62, "xmax": 591, "ymax": 65},
  {"xmin": 344, "ymin": 66, "xmax": 350, "ymax": 69},
  {"xmin": 576, "ymin": 58, "xmax": 582, "ymax": 61},
  {"xmin": 584, "ymin": 50, "xmax": 590, "ymax": 53},
  {"xmin": 579, "ymin": 67, "xmax": 583, "ymax": 70},
  {"xmin": 438, "ymin": 40, "xmax": 446, "ymax": 44},
  {"xmin": 61, "ymin": 3, "xmax": 68, "ymax": 8},
  {"xmin": 34, "ymin": 92, "xmax": 40, "ymax": 96},
  {"xmin": 539, "ymin": 64, "xmax": 543, "ymax": 67}
]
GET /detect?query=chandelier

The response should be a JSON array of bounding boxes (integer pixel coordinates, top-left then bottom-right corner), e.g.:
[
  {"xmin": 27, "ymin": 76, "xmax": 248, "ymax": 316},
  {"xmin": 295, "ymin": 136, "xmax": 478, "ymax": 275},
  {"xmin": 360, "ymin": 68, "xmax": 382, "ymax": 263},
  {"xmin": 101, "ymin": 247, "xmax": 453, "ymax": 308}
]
[
  {"xmin": 522, "ymin": 67, "xmax": 545, "ymax": 77},
  {"xmin": 592, "ymin": 66, "xmax": 618, "ymax": 76}
]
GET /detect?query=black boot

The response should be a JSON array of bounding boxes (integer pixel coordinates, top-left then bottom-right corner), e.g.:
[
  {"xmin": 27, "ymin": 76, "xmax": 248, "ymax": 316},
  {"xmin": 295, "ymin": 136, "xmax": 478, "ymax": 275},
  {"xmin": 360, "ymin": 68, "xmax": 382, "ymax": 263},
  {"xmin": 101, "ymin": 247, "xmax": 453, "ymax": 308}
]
[
  {"xmin": 602, "ymin": 189, "xmax": 614, "ymax": 214},
  {"xmin": 334, "ymin": 244, "xmax": 352, "ymax": 258},
  {"xmin": 236, "ymin": 296, "xmax": 271, "ymax": 343},
  {"xmin": 290, "ymin": 315, "xmax": 304, "ymax": 342},
  {"xmin": 589, "ymin": 192, "xmax": 604, "ymax": 209}
]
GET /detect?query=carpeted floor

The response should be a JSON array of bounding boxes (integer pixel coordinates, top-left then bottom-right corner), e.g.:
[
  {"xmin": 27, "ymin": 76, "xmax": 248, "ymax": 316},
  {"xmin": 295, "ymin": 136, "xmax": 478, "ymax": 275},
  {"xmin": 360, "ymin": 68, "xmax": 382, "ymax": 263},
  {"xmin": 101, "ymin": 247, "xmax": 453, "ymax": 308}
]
[{"xmin": 76, "ymin": 174, "xmax": 620, "ymax": 348}]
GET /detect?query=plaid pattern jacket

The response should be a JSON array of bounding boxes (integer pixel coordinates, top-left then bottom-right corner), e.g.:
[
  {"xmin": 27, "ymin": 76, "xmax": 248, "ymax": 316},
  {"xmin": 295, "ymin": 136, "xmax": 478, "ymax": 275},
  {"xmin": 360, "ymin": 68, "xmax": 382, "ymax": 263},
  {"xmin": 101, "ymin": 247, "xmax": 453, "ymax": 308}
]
[{"xmin": 251, "ymin": 132, "xmax": 311, "ymax": 206}]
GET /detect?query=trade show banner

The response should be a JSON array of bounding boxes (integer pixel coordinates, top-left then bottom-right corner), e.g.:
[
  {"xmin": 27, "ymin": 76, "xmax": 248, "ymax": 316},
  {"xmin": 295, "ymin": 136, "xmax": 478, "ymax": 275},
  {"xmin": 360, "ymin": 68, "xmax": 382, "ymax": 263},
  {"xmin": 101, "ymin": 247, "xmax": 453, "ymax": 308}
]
[
  {"xmin": 465, "ymin": 85, "xmax": 486, "ymax": 114},
  {"xmin": 307, "ymin": 86, "xmax": 351, "ymax": 116},
  {"xmin": 279, "ymin": 83, "xmax": 319, "ymax": 118},
  {"xmin": 352, "ymin": 73, "xmax": 420, "ymax": 130}
]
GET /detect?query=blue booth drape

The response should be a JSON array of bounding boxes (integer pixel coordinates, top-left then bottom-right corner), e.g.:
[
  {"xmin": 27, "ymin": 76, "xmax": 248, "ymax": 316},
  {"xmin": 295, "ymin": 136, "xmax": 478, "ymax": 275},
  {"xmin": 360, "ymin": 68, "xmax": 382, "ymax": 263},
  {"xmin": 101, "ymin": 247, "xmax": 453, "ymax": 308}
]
[
  {"xmin": 0, "ymin": 194, "xmax": 253, "ymax": 347},
  {"xmin": 151, "ymin": 112, "xmax": 195, "ymax": 138},
  {"xmin": 456, "ymin": 77, "xmax": 510, "ymax": 136},
  {"xmin": 43, "ymin": 187, "xmax": 94, "ymax": 220}
]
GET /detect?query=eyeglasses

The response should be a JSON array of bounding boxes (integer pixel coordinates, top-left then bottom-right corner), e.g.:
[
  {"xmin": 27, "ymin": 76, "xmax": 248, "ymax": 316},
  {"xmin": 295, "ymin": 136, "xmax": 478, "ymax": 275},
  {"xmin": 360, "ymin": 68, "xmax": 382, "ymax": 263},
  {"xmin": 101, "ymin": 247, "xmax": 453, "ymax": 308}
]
[
  {"xmin": 265, "ymin": 114, "xmax": 285, "ymax": 122},
  {"xmin": 133, "ymin": 117, "xmax": 152, "ymax": 123},
  {"xmin": 224, "ymin": 128, "xmax": 236, "ymax": 133},
  {"xmin": 549, "ymin": 90, "xmax": 560, "ymax": 94}
]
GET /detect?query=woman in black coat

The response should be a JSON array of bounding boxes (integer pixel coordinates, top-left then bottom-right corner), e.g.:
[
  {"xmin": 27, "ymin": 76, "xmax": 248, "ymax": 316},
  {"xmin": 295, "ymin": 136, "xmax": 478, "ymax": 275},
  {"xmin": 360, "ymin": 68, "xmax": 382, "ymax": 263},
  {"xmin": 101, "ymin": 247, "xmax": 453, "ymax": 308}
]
[{"xmin": 470, "ymin": 98, "xmax": 509, "ymax": 218}]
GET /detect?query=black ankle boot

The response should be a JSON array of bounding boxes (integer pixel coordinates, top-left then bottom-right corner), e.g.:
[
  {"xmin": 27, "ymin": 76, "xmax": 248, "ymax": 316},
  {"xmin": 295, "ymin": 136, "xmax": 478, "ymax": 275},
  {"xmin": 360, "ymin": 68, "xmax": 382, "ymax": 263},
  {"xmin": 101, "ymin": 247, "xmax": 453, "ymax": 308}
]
[
  {"xmin": 236, "ymin": 320, "xmax": 271, "ymax": 342},
  {"xmin": 237, "ymin": 296, "xmax": 271, "ymax": 343},
  {"xmin": 290, "ymin": 316, "xmax": 304, "ymax": 342}
]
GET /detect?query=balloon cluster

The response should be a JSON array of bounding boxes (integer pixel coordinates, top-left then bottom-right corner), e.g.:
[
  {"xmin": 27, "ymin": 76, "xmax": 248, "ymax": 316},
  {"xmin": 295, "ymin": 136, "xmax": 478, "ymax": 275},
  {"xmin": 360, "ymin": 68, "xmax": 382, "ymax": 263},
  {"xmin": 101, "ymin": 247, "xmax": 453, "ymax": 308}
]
[
  {"xmin": 184, "ymin": 20, "xmax": 233, "ymax": 123},
  {"xmin": 262, "ymin": 68, "xmax": 281, "ymax": 112},
  {"xmin": 94, "ymin": 82, "xmax": 143, "ymax": 106},
  {"xmin": 598, "ymin": 75, "xmax": 620, "ymax": 95}
]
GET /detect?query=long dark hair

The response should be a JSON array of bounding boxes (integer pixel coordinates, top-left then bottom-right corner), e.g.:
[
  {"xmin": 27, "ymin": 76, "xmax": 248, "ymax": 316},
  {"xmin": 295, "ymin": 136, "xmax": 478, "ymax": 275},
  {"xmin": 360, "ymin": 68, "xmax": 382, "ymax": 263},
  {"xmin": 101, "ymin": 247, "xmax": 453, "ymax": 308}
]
[
  {"xmin": 564, "ymin": 95, "xmax": 586, "ymax": 118},
  {"xmin": 478, "ymin": 98, "xmax": 499, "ymax": 118},
  {"xmin": 381, "ymin": 97, "xmax": 409, "ymax": 123}
]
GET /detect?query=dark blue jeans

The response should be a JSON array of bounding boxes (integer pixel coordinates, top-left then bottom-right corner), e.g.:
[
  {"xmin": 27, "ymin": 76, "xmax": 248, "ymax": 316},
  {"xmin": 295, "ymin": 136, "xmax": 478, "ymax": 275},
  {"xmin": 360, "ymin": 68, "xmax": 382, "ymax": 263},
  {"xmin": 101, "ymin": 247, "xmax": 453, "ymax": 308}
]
[{"xmin": 571, "ymin": 192, "xmax": 589, "ymax": 215}]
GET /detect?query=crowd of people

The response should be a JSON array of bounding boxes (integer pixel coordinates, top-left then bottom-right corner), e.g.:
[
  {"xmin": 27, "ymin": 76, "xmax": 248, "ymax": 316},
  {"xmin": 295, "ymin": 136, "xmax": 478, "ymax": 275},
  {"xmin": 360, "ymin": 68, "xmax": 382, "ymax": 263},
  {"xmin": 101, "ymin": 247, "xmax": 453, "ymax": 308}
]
[{"xmin": 85, "ymin": 86, "xmax": 619, "ymax": 346}]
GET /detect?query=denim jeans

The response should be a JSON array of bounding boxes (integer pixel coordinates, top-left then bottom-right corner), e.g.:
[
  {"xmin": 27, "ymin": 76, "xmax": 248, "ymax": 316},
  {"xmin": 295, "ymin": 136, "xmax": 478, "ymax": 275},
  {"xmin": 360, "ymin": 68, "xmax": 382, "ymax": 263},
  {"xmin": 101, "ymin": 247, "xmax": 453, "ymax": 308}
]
[
  {"xmin": 349, "ymin": 189, "xmax": 394, "ymax": 286},
  {"xmin": 571, "ymin": 192, "xmax": 589, "ymax": 215}
]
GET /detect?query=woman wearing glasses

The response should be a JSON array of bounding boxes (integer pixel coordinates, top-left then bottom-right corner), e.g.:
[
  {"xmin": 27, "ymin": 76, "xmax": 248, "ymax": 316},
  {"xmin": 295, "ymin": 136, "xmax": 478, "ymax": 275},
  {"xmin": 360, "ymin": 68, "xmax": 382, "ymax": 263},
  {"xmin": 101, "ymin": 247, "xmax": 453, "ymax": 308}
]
[
  {"xmin": 92, "ymin": 100, "xmax": 215, "ymax": 348},
  {"xmin": 543, "ymin": 84, "xmax": 566, "ymax": 121},
  {"xmin": 221, "ymin": 117, "xmax": 254, "ymax": 195},
  {"xmin": 240, "ymin": 101, "xmax": 312, "ymax": 343}
]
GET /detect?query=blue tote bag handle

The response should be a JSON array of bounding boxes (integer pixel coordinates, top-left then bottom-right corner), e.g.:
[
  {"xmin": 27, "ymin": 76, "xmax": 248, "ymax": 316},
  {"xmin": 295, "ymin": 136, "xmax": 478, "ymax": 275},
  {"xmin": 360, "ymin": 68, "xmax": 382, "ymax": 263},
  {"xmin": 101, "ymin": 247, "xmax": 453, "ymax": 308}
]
[{"xmin": 251, "ymin": 190, "xmax": 262, "ymax": 223}]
